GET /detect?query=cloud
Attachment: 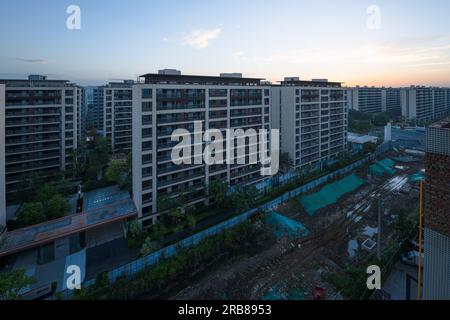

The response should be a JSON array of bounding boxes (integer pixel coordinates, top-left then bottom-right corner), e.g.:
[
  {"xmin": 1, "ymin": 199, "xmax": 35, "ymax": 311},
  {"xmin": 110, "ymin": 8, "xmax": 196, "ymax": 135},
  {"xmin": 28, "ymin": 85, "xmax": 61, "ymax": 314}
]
[
  {"xmin": 17, "ymin": 58, "xmax": 48, "ymax": 64},
  {"xmin": 182, "ymin": 28, "xmax": 222, "ymax": 49},
  {"xmin": 232, "ymin": 51, "xmax": 245, "ymax": 60}
]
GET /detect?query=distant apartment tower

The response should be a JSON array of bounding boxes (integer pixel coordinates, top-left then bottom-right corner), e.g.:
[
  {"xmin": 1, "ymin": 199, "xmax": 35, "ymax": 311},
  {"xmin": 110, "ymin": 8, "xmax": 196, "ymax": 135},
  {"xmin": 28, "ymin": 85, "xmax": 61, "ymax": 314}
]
[
  {"xmin": 103, "ymin": 81, "xmax": 134, "ymax": 153},
  {"xmin": 0, "ymin": 84, "xmax": 5, "ymax": 226},
  {"xmin": 348, "ymin": 87, "xmax": 401, "ymax": 115},
  {"xmin": 132, "ymin": 71, "xmax": 271, "ymax": 224},
  {"xmin": 76, "ymin": 86, "xmax": 85, "ymax": 143},
  {"xmin": 384, "ymin": 88, "xmax": 402, "ymax": 116},
  {"xmin": 348, "ymin": 87, "xmax": 383, "ymax": 113},
  {"xmin": 272, "ymin": 78, "xmax": 348, "ymax": 169},
  {"xmin": 0, "ymin": 75, "xmax": 79, "ymax": 195},
  {"xmin": 401, "ymin": 87, "xmax": 450, "ymax": 123},
  {"xmin": 92, "ymin": 86, "xmax": 105, "ymax": 131},
  {"xmin": 423, "ymin": 118, "xmax": 450, "ymax": 299}
]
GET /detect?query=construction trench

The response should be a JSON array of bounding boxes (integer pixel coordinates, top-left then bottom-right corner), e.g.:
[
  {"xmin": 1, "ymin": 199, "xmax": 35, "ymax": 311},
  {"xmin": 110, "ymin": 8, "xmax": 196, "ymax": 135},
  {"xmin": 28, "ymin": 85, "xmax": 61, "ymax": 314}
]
[{"xmin": 161, "ymin": 151, "xmax": 424, "ymax": 300}]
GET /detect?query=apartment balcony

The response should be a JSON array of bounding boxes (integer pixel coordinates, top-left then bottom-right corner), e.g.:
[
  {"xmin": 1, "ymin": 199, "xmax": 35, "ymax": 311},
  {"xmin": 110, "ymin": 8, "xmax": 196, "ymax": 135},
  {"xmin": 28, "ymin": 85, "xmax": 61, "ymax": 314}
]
[
  {"xmin": 230, "ymin": 99, "xmax": 262, "ymax": 107},
  {"xmin": 209, "ymin": 99, "xmax": 228, "ymax": 108},
  {"xmin": 157, "ymin": 102, "xmax": 206, "ymax": 111},
  {"xmin": 158, "ymin": 163, "xmax": 204, "ymax": 176},
  {"xmin": 6, "ymin": 143, "xmax": 60, "ymax": 155},
  {"xmin": 157, "ymin": 171, "xmax": 205, "ymax": 188},
  {"xmin": 6, "ymin": 151, "xmax": 60, "ymax": 165},
  {"xmin": 301, "ymin": 111, "xmax": 320, "ymax": 119},
  {"xmin": 6, "ymin": 109, "xmax": 60, "ymax": 117},
  {"xmin": 5, "ymin": 117, "xmax": 60, "ymax": 127},
  {"xmin": 230, "ymin": 109, "xmax": 262, "ymax": 118},
  {"xmin": 230, "ymin": 118, "xmax": 262, "ymax": 127},
  {"xmin": 209, "ymin": 89, "xmax": 228, "ymax": 98},
  {"xmin": 6, "ymin": 159, "xmax": 61, "ymax": 175},
  {"xmin": 6, "ymin": 126, "xmax": 60, "ymax": 136},
  {"xmin": 157, "ymin": 114, "xmax": 205, "ymax": 125},
  {"xmin": 6, "ymin": 134, "xmax": 61, "ymax": 146}
]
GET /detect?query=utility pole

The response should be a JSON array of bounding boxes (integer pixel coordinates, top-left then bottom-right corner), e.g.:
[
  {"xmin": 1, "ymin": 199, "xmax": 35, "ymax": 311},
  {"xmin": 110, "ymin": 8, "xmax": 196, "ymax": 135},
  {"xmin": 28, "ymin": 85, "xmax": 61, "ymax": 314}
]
[{"xmin": 377, "ymin": 198, "xmax": 383, "ymax": 260}]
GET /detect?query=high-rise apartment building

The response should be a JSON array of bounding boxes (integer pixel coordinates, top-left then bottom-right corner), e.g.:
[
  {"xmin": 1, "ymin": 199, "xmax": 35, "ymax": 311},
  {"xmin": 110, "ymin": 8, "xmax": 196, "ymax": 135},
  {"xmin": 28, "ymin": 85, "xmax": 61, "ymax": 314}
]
[
  {"xmin": 92, "ymin": 86, "xmax": 105, "ymax": 131},
  {"xmin": 132, "ymin": 71, "xmax": 271, "ymax": 224},
  {"xmin": 0, "ymin": 75, "xmax": 79, "ymax": 194},
  {"xmin": 272, "ymin": 78, "xmax": 348, "ymax": 169},
  {"xmin": 348, "ymin": 87, "xmax": 383, "ymax": 114},
  {"xmin": 76, "ymin": 86, "xmax": 85, "ymax": 143},
  {"xmin": 423, "ymin": 118, "xmax": 450, "ymax": 299},
  {"xmin": 384, "ymin": 87, "xmax": 402, "ymax": 116},
  {"xmin": 103, "ymin": 81, "xmax": 134, "ymax": 153},
  {"xmin": 0, "ymin": 84, "xmax": 5, "ymax": 227},
  {"xmin": 401, "ymin": 87, "xmax": 450, "ymax": 122},
  {"xmin": 348, "ymin": 87, "xmax": 402, "ymax": 115}
]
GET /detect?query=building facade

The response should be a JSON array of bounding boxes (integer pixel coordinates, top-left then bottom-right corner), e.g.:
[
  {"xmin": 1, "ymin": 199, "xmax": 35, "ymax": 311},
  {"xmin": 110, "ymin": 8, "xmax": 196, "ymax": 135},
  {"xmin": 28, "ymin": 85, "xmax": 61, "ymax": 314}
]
[
  {"xmin": 92, "ymin": 86, "xmax": 105, "ymax": 131},
  {"xmin": 384, "ymin": 88, "xmax": 402, "ymax": 116},
  {"xmin": 401, "ymin": 87, "xmax": 450, "ymax": 123},
  {"xmin": 132, "ymin": 71, "xmax": 271, "ymax": 224},
  {"xmin": 0, "ymin": 84, "xmax": 5, "ymax": 227},
  {"xmin": 103, "ymin": 81, "xmax": 134, "ymax": 153},
  {"xmin": 423, "ymin": 118, "xmax": 450, "ymax": 299},
  {"xmin": 272, "ymin": 78, "xmax": 348, "ymax": 169},
  {"xmin": 348, "ymin": 87, "xmax": 401, "ymax": 115},
  {"xmin": 0, "ymin": 76, "xmax": 79, "ymax": 195}
]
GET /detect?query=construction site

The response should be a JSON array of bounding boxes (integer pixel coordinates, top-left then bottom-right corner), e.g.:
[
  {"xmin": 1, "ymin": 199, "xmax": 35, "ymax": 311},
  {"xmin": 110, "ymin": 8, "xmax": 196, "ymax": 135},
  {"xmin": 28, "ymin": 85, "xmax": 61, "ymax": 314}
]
[{"xmin": 168, "ymin": 150, "xmax": 424, "ymax": 300}]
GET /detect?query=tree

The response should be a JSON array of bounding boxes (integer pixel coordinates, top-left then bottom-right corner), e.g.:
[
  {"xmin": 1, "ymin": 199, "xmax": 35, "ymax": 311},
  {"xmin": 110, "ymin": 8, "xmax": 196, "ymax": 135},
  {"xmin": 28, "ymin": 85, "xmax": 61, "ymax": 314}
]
[
  {"xmin": 17, "ymin": 202, "xmax": 46, "ymax": 227},
  {"xmin": 0, "ymin": 269, "xmax": 36, "ymax": 300},
  {"xmin": 88, "ymin": 136, "xmax": 112, "ymax": 181},
  {"xmin": 140, "ymin": 237, "xmax": 161, "ymax": 256},
  {"xmin": 46, "ymin": 194, "xmax": 70, "ymax": 220},
  {"xmin": 150, "ymin": 221, "xmax": 166, "ymax": 242},
  {"xmin": 186, "ymin": 214, "xmax": 196, "ymax": 232},
  {"xmin": 128, "ymin": 219, "xmax": 142, "ymax": 240},
  {"xmin": 372, "ymin": 113, "xmax": 391, "ymax": 127},
  {"xmin": 206, "ymin": 180, "xmax": 229, "ymax": 208},
  {"xmin": 105, "ymin": 159, "xmax": 127, "ymax": 184},
  {"xmin": 243, "ymin": 185, "xmax": 259, "ymax": 208},
  {"xmin": 229, "ymin": 187, "xmax": 248, "ymax": 212},
  {"xmin": 35, "ymin": 184, "xmax": 59, "ymax": 203}
]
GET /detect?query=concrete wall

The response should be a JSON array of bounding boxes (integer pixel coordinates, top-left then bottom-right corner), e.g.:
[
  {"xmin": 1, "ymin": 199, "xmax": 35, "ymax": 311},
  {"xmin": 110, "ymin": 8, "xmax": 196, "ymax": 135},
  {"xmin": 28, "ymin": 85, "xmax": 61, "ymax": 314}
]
[{"xmin": 0, "ymin": 84, "xmax": 5, "ymax": 227}]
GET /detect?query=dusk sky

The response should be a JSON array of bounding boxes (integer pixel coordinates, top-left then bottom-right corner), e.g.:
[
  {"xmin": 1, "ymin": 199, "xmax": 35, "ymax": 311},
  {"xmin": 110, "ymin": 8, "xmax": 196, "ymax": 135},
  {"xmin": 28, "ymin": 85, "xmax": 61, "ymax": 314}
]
[{"xmin": 0, "ymin": 0, "xmax": 449, "ymax": 86}]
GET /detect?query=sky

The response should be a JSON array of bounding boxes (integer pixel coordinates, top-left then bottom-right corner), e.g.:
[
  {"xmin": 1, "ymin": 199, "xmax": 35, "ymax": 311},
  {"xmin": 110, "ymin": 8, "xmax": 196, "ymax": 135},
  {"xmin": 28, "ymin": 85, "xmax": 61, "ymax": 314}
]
[{"xmin": 0, "ymin": 0, "xmax": 449, "ymax": 87}]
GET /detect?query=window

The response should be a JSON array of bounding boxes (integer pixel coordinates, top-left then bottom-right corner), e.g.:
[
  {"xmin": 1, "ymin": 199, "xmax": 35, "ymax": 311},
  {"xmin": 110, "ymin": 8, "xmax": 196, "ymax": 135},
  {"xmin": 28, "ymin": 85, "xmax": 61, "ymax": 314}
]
[
  {"xmin": 142, "ymin": 101, "xmax": 152, "ymax": 112},
  {"xmin": 38, "ymin": 242, "xmax": 55, "ymax": 265},
  {"xmin": 142, "ymin": 88, "xmax": 152, "ymax": 99}
]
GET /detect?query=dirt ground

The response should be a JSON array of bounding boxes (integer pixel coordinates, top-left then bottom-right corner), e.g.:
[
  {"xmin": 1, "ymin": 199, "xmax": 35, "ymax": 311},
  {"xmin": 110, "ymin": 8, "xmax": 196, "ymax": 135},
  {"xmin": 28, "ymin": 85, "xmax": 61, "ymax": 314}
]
[{"xmin": 168, "ymin": 151, "xmax": 424, "ymax": 300}]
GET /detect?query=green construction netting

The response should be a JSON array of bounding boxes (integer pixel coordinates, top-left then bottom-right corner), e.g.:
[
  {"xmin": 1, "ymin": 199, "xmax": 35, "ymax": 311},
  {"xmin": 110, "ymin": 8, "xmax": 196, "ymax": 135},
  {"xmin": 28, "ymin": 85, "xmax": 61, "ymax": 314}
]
[
  {"xmin": 369, "ymin": 158, "xmax": 396, "ymax": 176},
  {"xmin": 300, "ymin": 173, "xmax": 365, "ymax": 216}
]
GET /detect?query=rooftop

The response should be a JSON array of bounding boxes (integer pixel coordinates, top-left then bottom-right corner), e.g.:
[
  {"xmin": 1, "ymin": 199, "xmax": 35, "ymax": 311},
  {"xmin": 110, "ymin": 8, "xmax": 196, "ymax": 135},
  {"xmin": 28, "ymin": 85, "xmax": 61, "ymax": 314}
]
[
  {"xmin": 429, "ymin": 117, "xmax": 450, "ymax": 130},
  {"xmin": 139, "ymin": 72, "xmax": 265, "ymax": 86},
  {"xmin": 0, "ymin": 186, "xmax": 137, "ymax": 258},
  {"xmin": 279, "ymin": 78, "xmax": 343, "ymax": 88},
  {"xmin": 348, "ymin": 132, "xmax": 379, "ymax": 144}
]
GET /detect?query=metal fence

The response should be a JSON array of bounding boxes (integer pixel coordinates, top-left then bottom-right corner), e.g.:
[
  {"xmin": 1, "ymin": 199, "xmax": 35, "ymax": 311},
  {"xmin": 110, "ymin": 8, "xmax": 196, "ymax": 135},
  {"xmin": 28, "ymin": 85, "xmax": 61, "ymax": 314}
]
[{"xmin": 62, "ymin": 142, "xmax": 392, "ymax": 299}]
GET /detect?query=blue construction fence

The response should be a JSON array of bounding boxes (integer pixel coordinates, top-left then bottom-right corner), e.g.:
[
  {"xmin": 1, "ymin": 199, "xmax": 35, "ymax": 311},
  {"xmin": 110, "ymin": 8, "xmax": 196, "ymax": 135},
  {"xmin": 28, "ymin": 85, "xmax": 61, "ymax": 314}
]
[{"xmin": 62, "ymin": 142, "xmax": 391, "ymax": 298}]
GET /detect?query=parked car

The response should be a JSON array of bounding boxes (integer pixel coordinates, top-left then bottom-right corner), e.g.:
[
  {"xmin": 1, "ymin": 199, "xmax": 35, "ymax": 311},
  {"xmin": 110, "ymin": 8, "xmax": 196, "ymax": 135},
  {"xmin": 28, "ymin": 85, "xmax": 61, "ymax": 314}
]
[{"xmin": 401, "ymin": 250, "xmax": 423, "ymax": 268}]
